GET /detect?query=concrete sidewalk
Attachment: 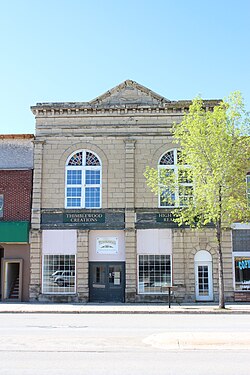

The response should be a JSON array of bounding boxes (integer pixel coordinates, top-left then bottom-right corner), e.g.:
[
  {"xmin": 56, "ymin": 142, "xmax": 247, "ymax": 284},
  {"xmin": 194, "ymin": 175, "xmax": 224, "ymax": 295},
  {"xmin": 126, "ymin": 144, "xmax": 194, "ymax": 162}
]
[{"xmin": 0, "ymin": 302, "xmax": 250, "ymax": 314}]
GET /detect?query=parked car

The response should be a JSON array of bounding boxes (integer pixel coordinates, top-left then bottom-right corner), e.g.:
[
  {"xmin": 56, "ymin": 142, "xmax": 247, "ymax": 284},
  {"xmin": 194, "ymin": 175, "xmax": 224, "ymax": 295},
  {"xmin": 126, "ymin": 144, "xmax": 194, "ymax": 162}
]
[
  {"xmin": 50, "ymin": 270, "xmax": 65, "ymax": 280},
  {"xmin": 54, "ymin": 271, "xmax": 75, "ymax": 287}
]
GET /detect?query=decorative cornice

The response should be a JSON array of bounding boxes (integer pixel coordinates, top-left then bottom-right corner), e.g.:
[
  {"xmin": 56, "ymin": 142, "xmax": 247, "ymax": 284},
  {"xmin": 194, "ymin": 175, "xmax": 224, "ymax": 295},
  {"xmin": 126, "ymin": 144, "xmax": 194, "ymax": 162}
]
[{"xmin": 30, "ymin": 100, "xmax": 221, "ymax": 118}]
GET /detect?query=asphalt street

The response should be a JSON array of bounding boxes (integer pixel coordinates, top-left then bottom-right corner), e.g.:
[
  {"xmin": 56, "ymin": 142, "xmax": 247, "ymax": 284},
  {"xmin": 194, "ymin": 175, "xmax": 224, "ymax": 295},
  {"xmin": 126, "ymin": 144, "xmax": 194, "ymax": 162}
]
[{"xmin": 0, "ymin": 313, "xmax": 249, "ymax": 375}]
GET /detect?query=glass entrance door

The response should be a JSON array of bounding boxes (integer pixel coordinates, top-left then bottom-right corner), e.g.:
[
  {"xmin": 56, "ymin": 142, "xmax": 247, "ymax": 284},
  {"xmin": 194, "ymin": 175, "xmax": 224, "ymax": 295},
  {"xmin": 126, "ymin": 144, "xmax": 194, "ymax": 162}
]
[
  {"xmin": 89, "ymin": 262, "xmax": 125, "ymax": 302},
  {"xmin": 195, "ymin": 262, "xmax": 213, "ymax": 301}
]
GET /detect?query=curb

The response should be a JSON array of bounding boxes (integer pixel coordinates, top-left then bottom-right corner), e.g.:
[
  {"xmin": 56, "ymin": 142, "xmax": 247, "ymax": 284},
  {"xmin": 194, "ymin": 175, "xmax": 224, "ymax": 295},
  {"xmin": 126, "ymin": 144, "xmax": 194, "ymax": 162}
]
[
  {"xmin": 1, "ymin": 302, "xmax": 250, "ymax": 314},
  {"xmin": 0, "ymin": 309, "xmax": 250, "ymax": 314}
]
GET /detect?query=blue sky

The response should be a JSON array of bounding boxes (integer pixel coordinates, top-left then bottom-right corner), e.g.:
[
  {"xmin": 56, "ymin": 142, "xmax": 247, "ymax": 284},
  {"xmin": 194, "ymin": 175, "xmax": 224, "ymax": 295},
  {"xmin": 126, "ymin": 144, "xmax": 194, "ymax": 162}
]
[{"xmin": 0, "ymin": 0, "xmax": 249, "ymax": 134}]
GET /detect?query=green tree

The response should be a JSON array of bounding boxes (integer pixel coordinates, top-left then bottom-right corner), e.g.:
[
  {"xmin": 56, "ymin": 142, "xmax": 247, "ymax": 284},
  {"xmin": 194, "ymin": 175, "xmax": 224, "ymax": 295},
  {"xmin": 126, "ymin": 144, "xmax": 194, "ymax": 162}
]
[{"xmin": 145, "ymin": 92, "xmax": 250, "ymax": 308}]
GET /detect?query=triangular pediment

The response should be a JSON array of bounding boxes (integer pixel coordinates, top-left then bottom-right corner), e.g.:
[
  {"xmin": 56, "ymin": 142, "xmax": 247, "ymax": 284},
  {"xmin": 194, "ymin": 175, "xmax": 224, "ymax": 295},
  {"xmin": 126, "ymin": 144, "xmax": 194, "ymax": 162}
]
[{"xmin": 90, "ymin": 80, "xmax": 170, "ymax": 107}]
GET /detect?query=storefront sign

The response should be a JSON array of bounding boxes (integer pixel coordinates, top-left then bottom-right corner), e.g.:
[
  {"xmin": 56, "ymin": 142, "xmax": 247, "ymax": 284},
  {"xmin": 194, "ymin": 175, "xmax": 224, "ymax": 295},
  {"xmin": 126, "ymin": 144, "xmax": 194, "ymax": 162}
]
[
  {"xmin": 238, "ymin": 259, "xmax": 250, "ymax": 270},
  {"xmin": 96, "ymin": 237, "xmax": 118, "ymax": 254},
  {"xmin": 63, "ymin": 212, "xmax": 105, "ymax": 223},
  {"xmin": 156, "ymin": 212, "xmax": 175, "ymax": 223}
]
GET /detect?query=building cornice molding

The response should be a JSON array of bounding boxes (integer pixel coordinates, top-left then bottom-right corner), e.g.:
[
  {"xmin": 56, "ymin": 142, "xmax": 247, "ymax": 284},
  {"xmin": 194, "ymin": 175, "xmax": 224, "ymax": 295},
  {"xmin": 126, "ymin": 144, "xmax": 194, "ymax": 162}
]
[{"xmin": 31, "ymin": 100, "xmax": 221, "ymax": 118}]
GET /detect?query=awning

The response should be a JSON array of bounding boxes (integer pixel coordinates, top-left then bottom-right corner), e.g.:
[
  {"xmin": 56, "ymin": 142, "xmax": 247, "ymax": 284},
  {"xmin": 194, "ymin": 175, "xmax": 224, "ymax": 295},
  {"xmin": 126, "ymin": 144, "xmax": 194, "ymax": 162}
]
[{"xmin": 0, "ymin": 221, "xmax": 30, "ymax": 243}]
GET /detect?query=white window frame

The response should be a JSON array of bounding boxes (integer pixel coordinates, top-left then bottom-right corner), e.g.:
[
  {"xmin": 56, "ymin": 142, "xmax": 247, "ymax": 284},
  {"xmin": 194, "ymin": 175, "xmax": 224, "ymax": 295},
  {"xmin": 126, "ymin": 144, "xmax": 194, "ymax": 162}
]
[
  {"xmin": 65, "ymin": 150, "xmax": 102, "ymax": 209},
  {"xmin": 158, "ymin": 148, "xmax": 192, "ymax": 208},
  {"xmin": 137, "ymin": 254, "xmax": 172, "ymax": 294},
  {"xmin": 42, "ymin": 254, "xmax": 76, "ymax": 295}
]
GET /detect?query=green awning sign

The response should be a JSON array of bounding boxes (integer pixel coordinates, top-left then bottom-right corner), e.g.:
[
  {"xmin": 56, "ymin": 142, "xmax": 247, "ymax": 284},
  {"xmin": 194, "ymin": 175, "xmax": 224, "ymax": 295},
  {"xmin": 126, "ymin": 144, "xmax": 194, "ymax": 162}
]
[{"xmin": 0, "ymin": 221, "xmax": 30, "ymax": 243}]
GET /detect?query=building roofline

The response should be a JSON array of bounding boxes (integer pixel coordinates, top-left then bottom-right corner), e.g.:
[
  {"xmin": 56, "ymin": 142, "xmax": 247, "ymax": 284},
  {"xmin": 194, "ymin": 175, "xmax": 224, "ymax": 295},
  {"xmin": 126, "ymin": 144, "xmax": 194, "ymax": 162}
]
[{"xmin": 30, "ymin": 80, "xmax": 222, "ymax": 116}]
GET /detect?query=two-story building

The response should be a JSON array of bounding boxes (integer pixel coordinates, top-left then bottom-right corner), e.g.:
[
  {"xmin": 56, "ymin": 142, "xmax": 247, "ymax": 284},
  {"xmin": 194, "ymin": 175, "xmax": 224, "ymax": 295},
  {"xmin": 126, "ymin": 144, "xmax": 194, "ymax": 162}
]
[
  {"xmin": 0, "ymin": 134, "xmax": 33, "ymax": 301},
  {"xmin": 29, "ymin": 80, "xmax": 236, "ymax": 303}
]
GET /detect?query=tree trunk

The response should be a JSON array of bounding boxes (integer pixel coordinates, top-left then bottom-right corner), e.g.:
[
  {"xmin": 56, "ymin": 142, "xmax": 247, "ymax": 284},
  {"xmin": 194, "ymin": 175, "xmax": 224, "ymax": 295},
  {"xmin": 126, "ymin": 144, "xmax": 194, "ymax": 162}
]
[{"xmin": 216, "ymin": 224, "xmax": 225, "ymax": 309}]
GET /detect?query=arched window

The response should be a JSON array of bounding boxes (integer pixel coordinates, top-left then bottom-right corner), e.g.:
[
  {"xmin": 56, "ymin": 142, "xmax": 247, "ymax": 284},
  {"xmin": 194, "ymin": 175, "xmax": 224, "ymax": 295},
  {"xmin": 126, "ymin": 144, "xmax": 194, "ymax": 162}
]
[
  {"xmin": 65, "ymin": 150, "xmax": 102, "ymax": 209},
  {"xmin": 158, "ymin": 148, "xmax": 192, "ymax": 207}
]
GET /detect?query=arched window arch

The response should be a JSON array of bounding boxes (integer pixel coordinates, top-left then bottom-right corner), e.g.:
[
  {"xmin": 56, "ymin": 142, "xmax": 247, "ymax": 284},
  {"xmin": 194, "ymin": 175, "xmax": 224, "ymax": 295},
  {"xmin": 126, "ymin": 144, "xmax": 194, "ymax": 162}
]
[
  {"xmin": 65, "ymin": 150, "xmax": 102, "ymax": 209},
  {"xmin": 158, "ymin": 148, "xmax": 192, "ymax": 208}
]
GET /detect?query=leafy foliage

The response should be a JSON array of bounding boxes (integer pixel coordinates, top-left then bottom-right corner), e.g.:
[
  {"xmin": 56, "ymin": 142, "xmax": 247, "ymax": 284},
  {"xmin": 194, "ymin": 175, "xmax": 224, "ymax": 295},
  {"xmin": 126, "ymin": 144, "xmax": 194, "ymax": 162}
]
[
  {"xmin": 145, "ymin": 92, "xmax": 250, "ymax": 228},
  {"xmin": 145, "ymin": 91, "xmax": 250, "ymax": 308}
]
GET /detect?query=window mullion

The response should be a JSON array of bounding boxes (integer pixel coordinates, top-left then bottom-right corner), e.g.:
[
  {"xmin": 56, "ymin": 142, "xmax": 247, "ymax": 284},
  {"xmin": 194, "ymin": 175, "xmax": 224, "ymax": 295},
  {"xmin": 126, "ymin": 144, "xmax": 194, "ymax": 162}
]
[
  {"xmin": 175, "ymin": 165, "xmax": 179, "ymax": 207},
  {"xmin": 83, "ymin": 150, "xmax": 86, "ymax": 166},
  {"xmin": 82, "ymin": 167, "xmax": 86, "ymax": 208},
  {"xmin": 174, "ymin": 148, "xmax": 177, "ymax": 164}
]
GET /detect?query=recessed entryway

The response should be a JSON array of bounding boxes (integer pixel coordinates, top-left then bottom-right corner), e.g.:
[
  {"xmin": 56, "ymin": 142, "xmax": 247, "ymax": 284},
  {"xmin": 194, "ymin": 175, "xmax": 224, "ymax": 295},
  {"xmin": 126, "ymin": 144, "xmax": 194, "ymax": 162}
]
[
  {"xmin": 89, "ymin": 262, "xmax": 125, "ymax": 302},
  {"xmin": 88, "ymin": 230, "xmax": 125, "ymax": 303},
  {"xmin": 1, "ymin": 259, "xmax": 23, "ymax": 301}
]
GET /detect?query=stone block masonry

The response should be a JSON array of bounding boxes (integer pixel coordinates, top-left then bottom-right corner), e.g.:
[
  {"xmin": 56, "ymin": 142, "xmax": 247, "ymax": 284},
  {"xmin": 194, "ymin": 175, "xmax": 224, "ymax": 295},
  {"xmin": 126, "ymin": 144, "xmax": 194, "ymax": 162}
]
[{"xmin": 29, "ymin": 80, "xmax": 236, "ymax": 303}]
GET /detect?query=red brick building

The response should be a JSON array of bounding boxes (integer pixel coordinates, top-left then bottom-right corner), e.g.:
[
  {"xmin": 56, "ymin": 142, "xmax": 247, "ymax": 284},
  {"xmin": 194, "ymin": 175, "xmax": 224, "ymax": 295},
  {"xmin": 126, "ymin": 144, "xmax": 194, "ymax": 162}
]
[{"xmin": 0, "ymin": 134, "xmax": 33, "ymax": 301}]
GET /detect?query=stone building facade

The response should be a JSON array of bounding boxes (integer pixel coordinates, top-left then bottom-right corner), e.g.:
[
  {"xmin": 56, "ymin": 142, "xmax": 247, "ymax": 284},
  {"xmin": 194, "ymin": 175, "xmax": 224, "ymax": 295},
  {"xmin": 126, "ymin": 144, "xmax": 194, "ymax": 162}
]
[
  {"xmin": 29, "ymin": 80, "xmax": 236, "ymax": 303},
  {"xmin": 0, "ymin": 134, "xmax": 33, "ymax": 301}
]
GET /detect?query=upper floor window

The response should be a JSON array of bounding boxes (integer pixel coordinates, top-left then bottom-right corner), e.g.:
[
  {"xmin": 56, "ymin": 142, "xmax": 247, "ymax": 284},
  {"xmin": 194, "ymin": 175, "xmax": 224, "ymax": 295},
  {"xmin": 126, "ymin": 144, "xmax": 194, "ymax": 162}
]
[
  {"xmin": 158, "ymin": 148, "xmax": 192, "ymax": 208},
  {"xmin": 65, "ymin": 150, "xmax": 102, "ymax": 209}
]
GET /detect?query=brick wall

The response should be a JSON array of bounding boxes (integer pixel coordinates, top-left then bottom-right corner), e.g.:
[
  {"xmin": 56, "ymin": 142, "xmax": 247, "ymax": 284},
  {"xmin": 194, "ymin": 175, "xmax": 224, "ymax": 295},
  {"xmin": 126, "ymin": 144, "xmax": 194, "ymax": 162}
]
[{"xmin": 0, "ymin": 170, "xmax": 33, "ymax": 221}]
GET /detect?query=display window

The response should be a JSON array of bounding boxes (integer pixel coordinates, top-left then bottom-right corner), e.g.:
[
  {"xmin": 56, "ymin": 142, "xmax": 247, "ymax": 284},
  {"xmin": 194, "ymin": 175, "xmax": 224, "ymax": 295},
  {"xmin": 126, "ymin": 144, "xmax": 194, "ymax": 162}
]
[
  {"xmin": 138, "ymin": 254, "xmax": 171, "ymax": 294},
  {"xmin": 234, "ymin": 256, "xmax": 250, "ymax": 291},
  {"xmin": 42, "ymin": 254, "xmax": 76, "ymax": 294}
]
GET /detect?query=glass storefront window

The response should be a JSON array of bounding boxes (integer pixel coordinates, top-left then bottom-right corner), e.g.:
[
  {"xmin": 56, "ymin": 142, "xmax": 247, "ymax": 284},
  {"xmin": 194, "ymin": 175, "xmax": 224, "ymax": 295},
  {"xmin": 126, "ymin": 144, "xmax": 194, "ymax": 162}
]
[
  {"xmin": 42, "ymin": 255, "xmax": 76, "ymax": 294},
  {"xmin": 234, "ymin": 257, "xmax": 250, "ymax": 291},
  {"xmin": 138, "ymin": 254, "xmax": 171, "ymax": 294}
]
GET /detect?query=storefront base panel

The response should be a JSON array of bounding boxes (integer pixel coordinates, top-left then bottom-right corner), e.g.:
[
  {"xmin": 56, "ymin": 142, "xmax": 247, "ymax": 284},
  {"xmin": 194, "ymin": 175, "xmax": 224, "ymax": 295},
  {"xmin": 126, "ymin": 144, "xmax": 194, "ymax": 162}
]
[
  {"xmin": 135, "ymin": 294, "xmax": 174, "ymax": 303},
  {"xmin": 27, "ymin": 292, "xmax": 236, "ymax": 304},
  {"xmin": 125, "ymin": 291, "xmax": 136, "ymax": 303},
  {"xmin": 135, "ymin": 293, "xmax": 195, "ymax": 304},
  {"xmin": 135, "ymin": 292, "xmax": 234, "ymax": 304},
  {"xmin": 234, "ymin": 292, "xmax": 250, "ymax": 302},
  {"xmin": 37, "ymin": 294, "xmax": 89, "ymax": 303}
]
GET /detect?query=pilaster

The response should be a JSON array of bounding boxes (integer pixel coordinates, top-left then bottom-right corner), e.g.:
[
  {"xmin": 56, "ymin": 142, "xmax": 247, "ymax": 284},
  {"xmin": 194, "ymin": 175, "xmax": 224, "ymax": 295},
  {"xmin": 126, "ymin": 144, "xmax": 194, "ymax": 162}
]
[
  {"xmin": 29, "ymin": 229, "xmax": 42, "ymax": 300},
  {"xmin": 31, "ymin": 139, "xmax": 45, "ymax": 229},
  {"xmin": 125, "ymin": 229, "xmax": 136, "ymax": 301},
  {"xmin": 124, "ymin": 139, "xmax": 136, "ymax": 212},
  {"xmin": 124, "ymin": 139, "xmax": 136, "ymax": 301},
  {"xmin": 77, "ymin": 230, "xmax": 89, "ymax": 302}
]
